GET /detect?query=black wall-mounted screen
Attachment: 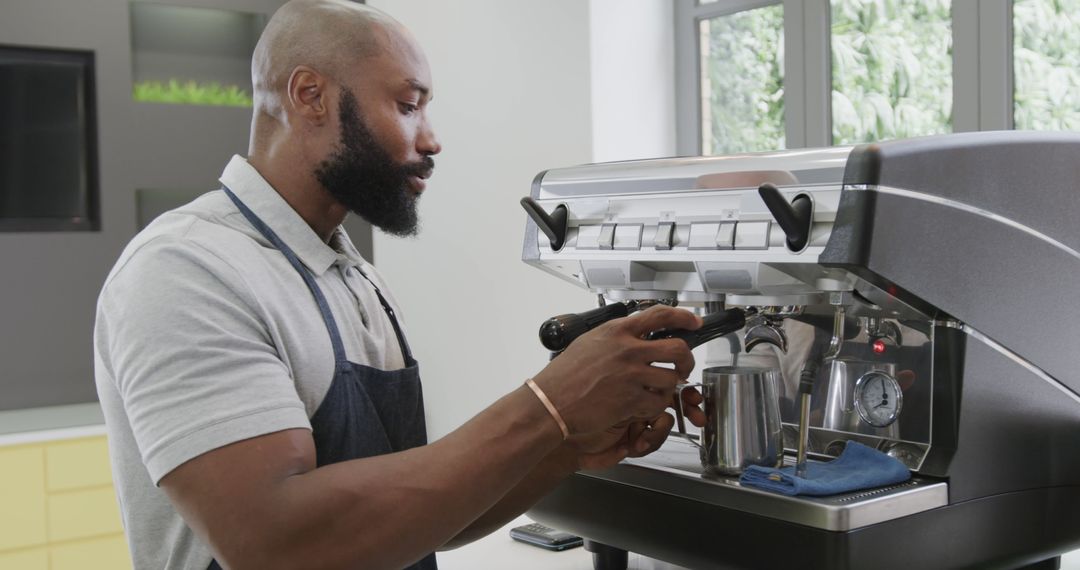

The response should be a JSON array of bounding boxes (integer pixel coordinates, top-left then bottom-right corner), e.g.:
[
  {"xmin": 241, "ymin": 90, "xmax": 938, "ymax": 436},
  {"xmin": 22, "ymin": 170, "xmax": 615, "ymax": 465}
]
[{"xmin": 0, "ymin": 45, "xmax": 99, "ymax": 232}]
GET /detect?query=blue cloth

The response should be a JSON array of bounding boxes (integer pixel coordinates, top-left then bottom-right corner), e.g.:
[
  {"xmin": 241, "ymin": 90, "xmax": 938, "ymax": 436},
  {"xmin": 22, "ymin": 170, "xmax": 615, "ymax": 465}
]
[{"xmin": 738, "ymin": 441, "xmax": 911, "ymax": 497}]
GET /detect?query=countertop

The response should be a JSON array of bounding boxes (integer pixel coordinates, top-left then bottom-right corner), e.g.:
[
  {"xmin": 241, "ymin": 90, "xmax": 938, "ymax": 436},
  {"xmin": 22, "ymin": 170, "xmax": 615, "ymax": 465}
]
[
  {"xmin": 438, "ymin": 515, "xmax": 1080, "ymax": 570},
  {"xmin": 0, "ymin": 402, "xmax": 105, "ymax": 445}
]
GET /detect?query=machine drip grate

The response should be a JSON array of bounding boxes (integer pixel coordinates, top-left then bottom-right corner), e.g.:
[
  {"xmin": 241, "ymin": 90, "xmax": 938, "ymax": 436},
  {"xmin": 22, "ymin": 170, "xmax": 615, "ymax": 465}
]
[{"xmin": 828, "ymin": 480, "xmax": 920, "ymax": 504}]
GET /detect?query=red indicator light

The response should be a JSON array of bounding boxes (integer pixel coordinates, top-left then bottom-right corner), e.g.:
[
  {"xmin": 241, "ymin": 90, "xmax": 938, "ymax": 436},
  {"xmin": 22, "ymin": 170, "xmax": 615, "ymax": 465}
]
[{"xmin": 872, "ymin": 339, "xmax": 887, "ymax": 354}]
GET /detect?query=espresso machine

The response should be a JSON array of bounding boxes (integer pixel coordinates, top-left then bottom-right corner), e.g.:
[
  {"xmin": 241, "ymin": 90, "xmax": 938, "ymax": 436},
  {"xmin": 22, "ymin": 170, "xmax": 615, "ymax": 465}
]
[{"xmin": 519, "ymin": 131, "xmax": 1080, "ymax": 570}]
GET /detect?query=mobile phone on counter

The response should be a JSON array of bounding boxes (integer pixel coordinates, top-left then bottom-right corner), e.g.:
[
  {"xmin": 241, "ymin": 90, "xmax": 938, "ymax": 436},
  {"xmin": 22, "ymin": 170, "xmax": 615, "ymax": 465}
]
[{"xmin": 509, "ymin": 522, "xmax": 584, "ymax": 551}]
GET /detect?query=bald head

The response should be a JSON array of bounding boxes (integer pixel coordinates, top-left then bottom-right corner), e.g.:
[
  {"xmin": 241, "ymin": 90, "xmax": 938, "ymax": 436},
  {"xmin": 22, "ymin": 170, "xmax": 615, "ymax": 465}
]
[
  {"xmin": 252, "ymin": 0, "xmax": 410, "ymax": 126},
  {"xmin": 245, "ymin": 0, "xmax": 440, "ymax": 241}
]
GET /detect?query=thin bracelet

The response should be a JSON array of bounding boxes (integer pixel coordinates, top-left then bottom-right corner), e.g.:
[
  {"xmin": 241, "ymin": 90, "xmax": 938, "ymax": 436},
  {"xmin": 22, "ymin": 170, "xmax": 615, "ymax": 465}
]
[{"xmin": 525, "ymin": 378, "xmax": 570, "ymax": 440}]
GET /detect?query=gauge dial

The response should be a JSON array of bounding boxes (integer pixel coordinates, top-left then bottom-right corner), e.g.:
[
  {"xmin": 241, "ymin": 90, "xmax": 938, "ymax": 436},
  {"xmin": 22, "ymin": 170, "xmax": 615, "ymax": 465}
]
[{"xmin": 854, "ymin": 371, "xmax": 903, "ymax": 427}]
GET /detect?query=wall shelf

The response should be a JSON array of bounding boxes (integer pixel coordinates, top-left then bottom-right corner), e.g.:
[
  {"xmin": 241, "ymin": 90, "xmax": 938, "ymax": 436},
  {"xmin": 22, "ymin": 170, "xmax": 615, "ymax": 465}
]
[{"xmin": 129, "ymin": 1, "xmax": 266, "ymax": 107}]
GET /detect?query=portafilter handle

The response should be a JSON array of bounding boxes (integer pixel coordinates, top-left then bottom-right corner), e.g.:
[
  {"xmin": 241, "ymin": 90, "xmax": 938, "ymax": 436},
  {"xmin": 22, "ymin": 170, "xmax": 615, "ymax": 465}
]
[
  {"xmin": 539, "ymin": 302, "xmax": 632, "ymax": 352},
  {"xmin": 646, "ymin": 307, "xmax": 747, "ymax": 350}
]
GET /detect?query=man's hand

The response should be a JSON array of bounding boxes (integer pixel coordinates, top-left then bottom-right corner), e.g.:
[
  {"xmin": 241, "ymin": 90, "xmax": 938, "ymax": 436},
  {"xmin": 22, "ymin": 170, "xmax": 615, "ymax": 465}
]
[
  {"xmin": 531, "ymin": 306, "xmax": 702, "ymax": 437},
  {"xmin": 565, "ymin": 386, "xmax": 709, "ymax": 471}
]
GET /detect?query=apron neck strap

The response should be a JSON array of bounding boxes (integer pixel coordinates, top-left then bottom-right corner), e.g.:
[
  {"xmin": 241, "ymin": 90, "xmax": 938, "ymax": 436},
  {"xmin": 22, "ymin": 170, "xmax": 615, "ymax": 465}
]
[{"xmin": 222, "ymin": 186, "xmax": 349, "ymax": 365}]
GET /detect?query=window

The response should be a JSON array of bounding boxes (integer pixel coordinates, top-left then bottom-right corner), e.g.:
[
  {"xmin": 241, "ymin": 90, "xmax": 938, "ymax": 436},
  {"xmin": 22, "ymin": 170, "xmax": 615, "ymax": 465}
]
[
  {"xmin": 1013, "ymin": 0, "xmax": 1080, "ymax": 130},
  {"xmin": 677, "ymin": 1, "xmax": 1058, "ymax": 152},
  {"xmin": 700, "ymin": 4, "xmax": 785, "ymax": 154},
  {"xmin": 831, "ymin": 0, "xmax": 952, "ymax": 144}
]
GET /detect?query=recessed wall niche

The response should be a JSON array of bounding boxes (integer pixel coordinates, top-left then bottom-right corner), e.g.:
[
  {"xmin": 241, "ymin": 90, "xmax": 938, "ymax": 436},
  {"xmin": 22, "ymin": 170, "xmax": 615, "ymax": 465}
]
[
  {"xmin": 129, "ymin": 2, "xmax": 267, "ymax": 107},
  {"xmin": 0, "ymin": 45, "xmax": 99, "ymax": 232}
]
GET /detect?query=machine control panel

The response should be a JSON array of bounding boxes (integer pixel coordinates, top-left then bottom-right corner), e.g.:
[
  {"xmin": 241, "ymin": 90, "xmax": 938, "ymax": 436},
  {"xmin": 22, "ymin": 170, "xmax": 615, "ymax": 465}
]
[
  {"xmin": 578, "ymin": 223, "xmax": 646, "ymax": 250},
  {"xmin": 525, "ymin": 184, "xmax": 844, "ymax": 300},
  {"xmin": 685, "ymin": 220, "xmax": 772, "ymax": 250},
  {"xmin": 734, "ymin": 221, "xmax": 771, "ymax": 250},
  {"xmin": 653, "ymin": 222, "xmax": 676, "ymax": 250},
  {"xmin": 614, "ymin": 224, "xmax": 643, "ymax": 250},
  {"xmin": 598, "ymin": 223, "xmax": 616, "ymax": 250},
  {"xmin": 716, "ymin": 222, "xmax": 736, "ymax": 249},
  {"xmin": 689, "ymin": 223, "xmax": 722, "ymax": 250}
]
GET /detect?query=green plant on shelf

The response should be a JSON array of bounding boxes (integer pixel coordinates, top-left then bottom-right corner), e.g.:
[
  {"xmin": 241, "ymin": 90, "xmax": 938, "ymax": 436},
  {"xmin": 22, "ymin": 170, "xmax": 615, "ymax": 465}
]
[{"xmin": 132, "ymin": 79, "xmax": 253, "ymax": 107}]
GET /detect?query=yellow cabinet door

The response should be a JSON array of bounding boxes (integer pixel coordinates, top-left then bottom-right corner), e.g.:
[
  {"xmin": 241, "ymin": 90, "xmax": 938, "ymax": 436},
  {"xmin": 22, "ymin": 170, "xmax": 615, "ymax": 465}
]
[{"xmin": 0, "ymin": 446, "xmax": 47, "ymax": 551}]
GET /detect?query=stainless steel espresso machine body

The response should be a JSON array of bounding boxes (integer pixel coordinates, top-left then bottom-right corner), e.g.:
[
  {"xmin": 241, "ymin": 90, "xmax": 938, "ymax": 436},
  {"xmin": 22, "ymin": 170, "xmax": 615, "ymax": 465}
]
[{"xmin": 520, "ymin": 131, "xmax": 1080, "ymax": 570}]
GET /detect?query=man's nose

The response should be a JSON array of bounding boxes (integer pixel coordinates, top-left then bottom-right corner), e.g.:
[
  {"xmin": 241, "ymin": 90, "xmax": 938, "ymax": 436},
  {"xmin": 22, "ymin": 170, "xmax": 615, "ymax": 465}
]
[{"xmin": 418, "ymin": 117, "xmax": 441, "ymax": 156}]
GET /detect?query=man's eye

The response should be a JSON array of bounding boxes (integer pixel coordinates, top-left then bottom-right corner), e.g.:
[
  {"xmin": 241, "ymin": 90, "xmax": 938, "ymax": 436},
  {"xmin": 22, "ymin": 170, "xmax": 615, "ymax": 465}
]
[{"xmin": 399, "ymin": 102, "xmax": 418, "ymax": 115}]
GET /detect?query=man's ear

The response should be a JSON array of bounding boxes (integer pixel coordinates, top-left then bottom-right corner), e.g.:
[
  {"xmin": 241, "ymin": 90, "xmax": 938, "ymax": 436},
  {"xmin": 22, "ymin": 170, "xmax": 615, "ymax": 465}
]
[{"xmin": 287, "ymin": 65, "xmax": 330, "ymax": 126}]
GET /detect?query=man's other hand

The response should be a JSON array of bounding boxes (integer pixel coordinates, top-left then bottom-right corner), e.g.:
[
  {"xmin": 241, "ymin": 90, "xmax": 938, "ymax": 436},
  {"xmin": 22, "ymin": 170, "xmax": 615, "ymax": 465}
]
[
  {"xmin": 531, "ymin": 305, "xmax": 702, "ymax": 437},
  {"xmin": 564, "ymin": 383, "xmax": 709, "ymax": 471}
]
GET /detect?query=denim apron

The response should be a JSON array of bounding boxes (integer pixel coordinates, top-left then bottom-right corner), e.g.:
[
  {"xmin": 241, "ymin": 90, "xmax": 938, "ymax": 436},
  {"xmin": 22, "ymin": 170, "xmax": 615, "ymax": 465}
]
[{"xmin": 206, "ymin": 187, "xmax": 437, "ymax": 570}]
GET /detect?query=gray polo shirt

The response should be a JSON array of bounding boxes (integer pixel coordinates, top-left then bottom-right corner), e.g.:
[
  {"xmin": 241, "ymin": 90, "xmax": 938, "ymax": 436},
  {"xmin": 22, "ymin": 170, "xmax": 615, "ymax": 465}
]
[{"xmin": 94, "ymin": 155, "xmax": 409, "ymax": 569}]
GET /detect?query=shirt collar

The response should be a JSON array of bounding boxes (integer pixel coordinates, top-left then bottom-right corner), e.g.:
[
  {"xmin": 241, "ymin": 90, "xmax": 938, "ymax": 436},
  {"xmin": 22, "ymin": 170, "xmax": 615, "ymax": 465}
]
[
  {"xmin": 219, "ymin": 155, "xmax": 340, "ymax": 276},
  {"xmin": 330, "ymin": 225, "xmax": 371, "ymax": 268}
]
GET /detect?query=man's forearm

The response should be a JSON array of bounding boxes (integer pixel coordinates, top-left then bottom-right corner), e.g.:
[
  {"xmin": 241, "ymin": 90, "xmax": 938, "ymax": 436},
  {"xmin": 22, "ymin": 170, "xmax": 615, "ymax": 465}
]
[
  {"xmin": 440, "ymin": 444, "xmax": 580, "ymax": 550},
  {"xmin": 167, "ymin": 386, "xmax": 566, "ymax": 570}
]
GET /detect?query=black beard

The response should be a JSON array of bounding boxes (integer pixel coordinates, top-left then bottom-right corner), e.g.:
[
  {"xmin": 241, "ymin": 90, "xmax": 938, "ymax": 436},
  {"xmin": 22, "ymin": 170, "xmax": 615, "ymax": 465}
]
[{"xmin": 314, "ymin": 88, "xmax": 434, "ymax": 237}]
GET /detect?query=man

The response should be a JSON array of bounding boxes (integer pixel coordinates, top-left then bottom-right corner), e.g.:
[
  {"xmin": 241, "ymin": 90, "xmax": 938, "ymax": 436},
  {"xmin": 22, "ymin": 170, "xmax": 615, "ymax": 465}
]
[{"xmin": 94, "ymin": 1, "xmax": 704, "ymax": 569}]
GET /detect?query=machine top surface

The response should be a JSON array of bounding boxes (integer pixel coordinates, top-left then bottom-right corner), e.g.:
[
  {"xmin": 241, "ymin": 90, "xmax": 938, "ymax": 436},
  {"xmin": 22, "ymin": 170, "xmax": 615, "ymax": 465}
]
[{"xmin": 534, "ymin": 146, "xmax": 852, "ymax": 199}]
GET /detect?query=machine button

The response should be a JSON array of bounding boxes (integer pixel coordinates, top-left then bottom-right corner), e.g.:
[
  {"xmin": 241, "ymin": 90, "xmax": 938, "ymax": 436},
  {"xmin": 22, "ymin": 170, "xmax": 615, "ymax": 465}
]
[
  {"xmin": 688, "ymin": 223, "xmax": 721, "ymax": 250},
  {"xmin": 598, "ymin": 223, "xmax": 616, "ymax": 250},
  {"xmin": 653, "ymin": 222, "xmax": 675, "ymax": 250},
  {"xmin": 576, "ymin": 224, "xmax": 602, "ymax": 249},
  {"xmin": 734, "ymin": 221, "xmax": 771, "ymax": 250},
  {"xmin": 614, "ymin": 224, "xmax": 643, "ymax": 250},
  {"xmin": 716, "ymin": 222, "xmax": 736, "ymax": 250}
]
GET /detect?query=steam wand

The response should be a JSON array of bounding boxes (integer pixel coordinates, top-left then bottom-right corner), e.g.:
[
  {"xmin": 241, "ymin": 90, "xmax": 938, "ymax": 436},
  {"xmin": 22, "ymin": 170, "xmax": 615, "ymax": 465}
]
[{"xmin": 795, "ymin": 298, "xmax": 846, "ymax": 477}]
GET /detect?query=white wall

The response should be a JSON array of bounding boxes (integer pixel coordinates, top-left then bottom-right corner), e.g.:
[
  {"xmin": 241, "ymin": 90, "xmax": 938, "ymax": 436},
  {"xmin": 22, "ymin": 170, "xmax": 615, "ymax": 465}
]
[
  {"xmin": 369, "ymin": 0, "xmax": 597, "ymax": 439},
  {"xmin": 589, "ymin": 0, "xmax": 678, "ymax": 162}
]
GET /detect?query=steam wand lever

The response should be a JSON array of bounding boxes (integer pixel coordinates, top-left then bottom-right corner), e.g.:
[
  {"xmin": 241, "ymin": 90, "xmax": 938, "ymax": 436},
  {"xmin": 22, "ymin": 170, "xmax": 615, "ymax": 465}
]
[
  {"xmin": 520, "ymin": 196, "xmax": 569, "ymax": 251},
  {"xmin": 758, "ymin": 183, "xmax": 813, "ymax": 251}
]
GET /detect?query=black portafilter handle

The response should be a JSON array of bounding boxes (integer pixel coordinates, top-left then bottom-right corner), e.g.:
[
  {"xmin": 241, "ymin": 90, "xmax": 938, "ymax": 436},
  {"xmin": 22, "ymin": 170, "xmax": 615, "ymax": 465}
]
[
  {"xmin": 758, "ymin": 183, "xmax": 812, "ymax": 251},
  {"xmin": 540, "ymin": 302, "xmax": 632, "ymax": 352},
  {"xmin": 646, "ymin": 308, "xmax": 747, "ymax": 350}
]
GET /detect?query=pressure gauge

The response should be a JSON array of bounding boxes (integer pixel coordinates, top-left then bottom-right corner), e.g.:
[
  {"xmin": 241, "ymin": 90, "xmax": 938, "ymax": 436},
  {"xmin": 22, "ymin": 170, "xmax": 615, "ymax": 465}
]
[{"xmin": 854, "ymin": 371, "xmax": 903, "ymax": 428}]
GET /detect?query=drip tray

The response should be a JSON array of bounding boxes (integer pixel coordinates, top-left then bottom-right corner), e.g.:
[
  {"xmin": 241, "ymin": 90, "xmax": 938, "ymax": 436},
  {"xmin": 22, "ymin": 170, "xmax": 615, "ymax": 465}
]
[{"xmin": 586, "ymin": 437, "xmax": 947, "ymax": 531}]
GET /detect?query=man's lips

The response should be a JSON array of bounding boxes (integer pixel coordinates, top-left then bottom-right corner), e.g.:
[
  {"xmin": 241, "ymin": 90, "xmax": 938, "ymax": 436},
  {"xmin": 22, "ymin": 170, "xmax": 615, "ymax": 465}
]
[
  {"xmin": 404, "ymin": 161, "xmax": 433, "ymax": 194},
  {"xmin": 407, "ymin": 174, "xmax": 428, "ymax": 193}
]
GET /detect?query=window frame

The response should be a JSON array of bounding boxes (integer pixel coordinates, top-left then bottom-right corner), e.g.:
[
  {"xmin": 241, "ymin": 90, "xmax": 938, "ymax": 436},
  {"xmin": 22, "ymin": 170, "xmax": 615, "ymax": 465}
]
[{"xmin": 675, "ymin": 0, "xmax": 1016, "ymax": 154}]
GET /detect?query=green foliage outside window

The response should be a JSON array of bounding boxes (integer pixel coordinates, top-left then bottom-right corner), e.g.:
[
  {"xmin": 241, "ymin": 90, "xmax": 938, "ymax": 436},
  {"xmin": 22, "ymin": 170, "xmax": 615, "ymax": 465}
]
[
  {"xmin": 831, "ymin": 0, "xmax": 952, "ymax": 145},
  {"xmin": 132, "ymin": 79, "xmax": 253, "ymax": 107},
  {"xmin": 701, "ymin": 5, "xmax": 785, "ymax": 155},
  {"xmin": 1014, "ymin": 0, "xmax": 1080, "ymax": 130}
]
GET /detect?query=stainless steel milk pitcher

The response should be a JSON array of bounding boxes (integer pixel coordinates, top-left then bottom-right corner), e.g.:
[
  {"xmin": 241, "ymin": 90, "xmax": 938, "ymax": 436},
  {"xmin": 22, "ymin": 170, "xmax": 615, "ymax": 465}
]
[{"xmin": 675, "ymin": 366, "xmax": 784, "ymax": 475}]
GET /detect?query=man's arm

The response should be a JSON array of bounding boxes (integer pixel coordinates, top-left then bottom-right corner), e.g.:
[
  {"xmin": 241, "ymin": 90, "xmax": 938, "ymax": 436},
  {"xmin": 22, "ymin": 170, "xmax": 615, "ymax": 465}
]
[
  {"xmin": 441, "ymin": 388, "xmax": 709, "ymax": 550},
  {"xmin": 163, "ymin": 386, "xmax": 561, "ymax": 570},
  {"xmin": 161, "ymin": 307, "xmax": 700, "ymax": 570},
  {"xmin": 438, "ymin": 442, "xmax": 579, "ymax": 550}
]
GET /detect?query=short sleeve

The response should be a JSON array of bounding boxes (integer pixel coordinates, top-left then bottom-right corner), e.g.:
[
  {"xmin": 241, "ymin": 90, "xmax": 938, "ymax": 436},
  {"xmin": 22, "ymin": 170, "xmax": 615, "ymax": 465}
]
[{"xmin": 96, "ymin": 236, "xmax": 311, "ymax": 484}]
